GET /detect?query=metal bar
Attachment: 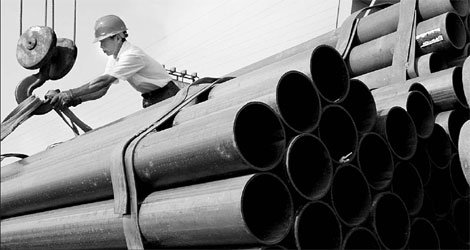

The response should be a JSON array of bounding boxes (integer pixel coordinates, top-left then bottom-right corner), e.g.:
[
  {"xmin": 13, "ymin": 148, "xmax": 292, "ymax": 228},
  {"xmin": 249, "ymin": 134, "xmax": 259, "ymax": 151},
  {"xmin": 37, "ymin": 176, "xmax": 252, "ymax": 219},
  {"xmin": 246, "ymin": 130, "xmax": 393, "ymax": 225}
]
[{"xmin": 391, "ymin": 162, "xmax": 424, "ymax": 216}]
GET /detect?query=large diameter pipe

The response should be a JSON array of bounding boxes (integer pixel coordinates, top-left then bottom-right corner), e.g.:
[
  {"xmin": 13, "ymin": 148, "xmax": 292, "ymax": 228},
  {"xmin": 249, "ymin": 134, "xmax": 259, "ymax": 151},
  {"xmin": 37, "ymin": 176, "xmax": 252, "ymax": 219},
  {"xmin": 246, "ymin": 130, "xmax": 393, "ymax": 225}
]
[
  {"xmin": 369, "ymin": 192, "xmax": 410, "ymax": 250},
  {"xmin": 330, "ymin": 164, "xmax": 371, "ymax": 227},
  {"xmin": 426, "ymin": 123, "xmax": 452, "ymax": 169},
  {"xmin": 408, "ymin": 217, "xmax": 440, "ymax": 250},
  {"xmin": 275, "ymin": 134, "xmax": 333, "ymax": 202},
  {"xmin": 373, "ymin": 106, "xmax": 417, "ymax": 161},
  {"xmin": 339, "ymin": 79, "xmax": 377, "ymax": 135},
  {"xmin": 348, "ymin": 12, "xmax": 466, "ymax": 76},
  {"xmin": 463, "ymin": 56, "xmax": 470, "ymax": 108},
  {"xmin": 318, "ymin": 105, "xmax": 358, "ymax": 164},
  {"xmin": 175, "ymin": 71, "xmax": 321, "ymax": 134},
  {"xmin": 425, "ymin": 167, "xmax": 453, "ymax": 217},
  {"xmin": 1, "ymin": 173, "xmax": 294, "ymax": 249},
  {"xmin": 354, "ymin": 52, "xmax": 447, "ymax": 89},
  {"xmin": 449, "ymin": 153, "xmax": 470, "ymax": 198},
  {"xmin": 356, "ymin": 132, "xmax": 394, "ymax": 191},
  {"xmin": 373, "ymin": 90, "xmax": 435, "ymax": 139},
  {"xmin": 434, "ymin": 218, "xmax": 468, "ymax": 249},
  {"xmin": 341, "ymin": 227, "xmax": 380, "ymax": 250},
  {"xmin": 451, "ymin": 198, "xmax": 470, "ymax": 244},
  {"xmin": 458, "ymin": 120, "xmax": 470, "ymax": 186},
  {"xmin": 215, "ymin": 45, "xmax": 350, "ymax": 104},
  {"xmin": 435, "ymin": 109, "xmax": 469, "ymax": 149},
  {"xmin": 411, "ymin": 139, "xmax": 432, "ymax": 186},
  {"xmin": 225, "ymin": 0, "xmax": 468, "ymax": 77},
  {"xmin": 391, "ymin": 162, "xmax": 424, "ymax": 216},
  {"xmin": 1, "ymin": 102, "xmax": 286, "ymax": 218}
]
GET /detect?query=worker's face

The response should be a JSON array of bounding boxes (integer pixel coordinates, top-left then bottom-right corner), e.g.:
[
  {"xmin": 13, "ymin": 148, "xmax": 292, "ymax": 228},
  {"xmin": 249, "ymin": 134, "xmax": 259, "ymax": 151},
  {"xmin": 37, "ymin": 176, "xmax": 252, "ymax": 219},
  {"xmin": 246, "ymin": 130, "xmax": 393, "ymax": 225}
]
[{"xmin": 100, "ymin": 36, "xmax": 120, "ymax": 57}]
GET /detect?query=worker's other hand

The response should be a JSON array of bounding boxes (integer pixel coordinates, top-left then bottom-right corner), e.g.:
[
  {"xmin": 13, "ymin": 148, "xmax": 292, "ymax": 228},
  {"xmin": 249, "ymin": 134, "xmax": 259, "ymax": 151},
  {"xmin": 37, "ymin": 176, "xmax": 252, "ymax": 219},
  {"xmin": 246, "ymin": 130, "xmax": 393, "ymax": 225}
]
[{"xmin": 46, "ymin": 89, "xmax": 74, "ymax": 109}]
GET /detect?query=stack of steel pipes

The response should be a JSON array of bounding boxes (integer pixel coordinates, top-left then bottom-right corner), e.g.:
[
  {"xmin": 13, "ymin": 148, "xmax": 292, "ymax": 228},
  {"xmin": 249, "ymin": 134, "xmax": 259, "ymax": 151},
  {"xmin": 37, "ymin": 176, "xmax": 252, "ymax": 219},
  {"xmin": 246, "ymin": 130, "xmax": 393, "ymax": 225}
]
[{"xmin": 1, "ymin": 1, "xmax": 470, "ymax": 249}]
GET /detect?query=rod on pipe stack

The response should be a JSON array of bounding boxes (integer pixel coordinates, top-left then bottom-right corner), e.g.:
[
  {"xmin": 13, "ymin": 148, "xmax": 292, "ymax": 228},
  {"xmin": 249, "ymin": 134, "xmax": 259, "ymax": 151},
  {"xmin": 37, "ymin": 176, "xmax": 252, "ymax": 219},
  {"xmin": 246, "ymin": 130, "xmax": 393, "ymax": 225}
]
[
  {"xmin": 339, "ymin": 79, "xmax": 377, "ymax": 135},
  {"xmin": 391, "ymin": 162, "xmax": 424, "ymax": 216},
  {"xmin": 1, "ymin": 173, "xmax": 294, "ymax": 249},
  {"xmin": 372, "ymin": 90, "xmax": 435, "ymax": 139},
  {"xmin": 318, "ymin": 105, "xmax": 358, "ymax": 164},
  {"xmin": 341, "ymin": 226, "xmax": 380, "ymax": 250},
  {"xmin": 175, "ymin": 71, "xmax": 321, "ymax": 134},
  {"xmin": 408, "ymin": 217, "xmax": 440, "ymax": 250},
  {"xmin": 426, "ymin": 123, "xmax": 452, "ymax": 169},
  {"xmin": 435, "ymin": 109, "xmax": 469, "ymax": 150},
  {"xmin": 368, "ymin": 192, "xmax": 410, "ymax": 250},
  {"xmin": 449, "ymin": 153, "xmax": 470, "ymax": 199},
  {"xmin": 226, "ymin": 0, "xmax": 468, "ymax": 77},
  {"xmin": 1, "ymin": 102, "xmax": 286, "ymax": 218},
  {"xmin": 348, "ymin": 12, "xmax": 466, "ymax": 77},
  {"xmin": 451, "ymin": 197, "xmax": 470, "ymax": 245},
  {"xmin": 273, "ymin": 133, "xmax": 333, "ymax": 203},
  {"xmin": 329, "ymin": 164, "xmax": 371, "ymax": 227},
  {"xmin": 356, "ymin": 132, "xmax": 394, "ymax": 191},
  {"xmin": 373, "ymin": 106, "xmax": 417, "ymax": 161},
  {"xmin": 214, "ymin": 45, "xmax": 350, "ymax": 105}
]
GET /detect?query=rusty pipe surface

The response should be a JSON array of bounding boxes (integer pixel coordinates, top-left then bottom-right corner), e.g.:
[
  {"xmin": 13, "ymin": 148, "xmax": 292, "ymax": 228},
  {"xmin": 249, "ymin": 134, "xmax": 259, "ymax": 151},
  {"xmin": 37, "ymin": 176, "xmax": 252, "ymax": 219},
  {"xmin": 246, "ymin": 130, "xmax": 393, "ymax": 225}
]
[
  {"xmin": 451, "ymin": 197, "xmax": 470, "ymax": 244},
  {"xmin": 176, "ymin": 71, "xmax": 321, "ymax": 134},
  {"xmin": 339, "ymin": 79, "xmax": 377, "ymax": 135},
  {"xmin": 449, "ymin": 153, "xmax": 470, "ymax": 198},
  {"xmin": 373, "ymin": 90, "xmax": 435, "ymax": 139},
  {"xmin": 225, "ymin": 0, "xmax": 468, "ymax": 77},
  {"xmin": 348, "ymin": 12, "xmax": 466, "ymax": 76},
  {"xmin": 1, "ymin": 102, "xmax": 286, "ymax": 218},
  {"xmin": 275, "ymin": 134, "xmax": 333, "ymax": 201},
  {"xmin": 368, "ymin": 192, "xmax": 410, "ymax": 250},
  {"xmin": 435, "ymin": 109, "xmax": 469, "ymax": 149},
  {"xmin": 357, "ymin": 132, "xmax": 394, "ymax": 191},
  {"xmin": 426, "ymin": 123, "xmax": 453, "ymax": 169},
  {"xmin": 318, "ymin": 105, "xmax": 358, "ymax": 164},
  {"xmin": 330, "ymin": 164, "xmax": 371, "ymax": 227},
  {"xmin": 139, "ymin": 173, "xmax": 294, "ymax": 247},
  {"xmin": 1, "ymin": 173, "xmax": 294, "ymax": 249},
  {"xmin": 408, "ymin": 217, "xmax": 440, "ymax": 250},
  {"xmin": 341, "ymin": 227, "xmax": 380, "ymax": 250},
  {"xmin": 354, "ymin": 52, "xmax": 447, "ymax": 89},
  {"xmin": 215, "ymin": 45, "xmax": 350, "ymax": 104},
  {"xmin": 391, "ymin": 162, "xmax": 424, "ymax": 216},
  {"xmin": 374, "ymin": 106, "xmax": 417, "ymax": 161}
]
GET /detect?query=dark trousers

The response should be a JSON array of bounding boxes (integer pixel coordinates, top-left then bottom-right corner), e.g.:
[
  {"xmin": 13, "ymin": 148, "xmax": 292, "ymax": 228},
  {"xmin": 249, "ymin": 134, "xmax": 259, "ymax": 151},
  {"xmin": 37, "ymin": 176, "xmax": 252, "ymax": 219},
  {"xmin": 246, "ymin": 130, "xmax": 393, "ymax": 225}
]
[{"xmin": 141, "ymin": 81, "xmax": 180, "ymax": 108}]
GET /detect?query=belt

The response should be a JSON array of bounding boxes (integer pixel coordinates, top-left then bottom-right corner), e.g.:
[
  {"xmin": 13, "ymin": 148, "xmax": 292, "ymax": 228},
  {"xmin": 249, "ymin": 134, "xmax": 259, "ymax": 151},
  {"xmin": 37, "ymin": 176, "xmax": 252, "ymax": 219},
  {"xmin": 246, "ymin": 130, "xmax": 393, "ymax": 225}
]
[{"xmin": 141, "ymin": 81, "xmax": 177, "ymax": 99}]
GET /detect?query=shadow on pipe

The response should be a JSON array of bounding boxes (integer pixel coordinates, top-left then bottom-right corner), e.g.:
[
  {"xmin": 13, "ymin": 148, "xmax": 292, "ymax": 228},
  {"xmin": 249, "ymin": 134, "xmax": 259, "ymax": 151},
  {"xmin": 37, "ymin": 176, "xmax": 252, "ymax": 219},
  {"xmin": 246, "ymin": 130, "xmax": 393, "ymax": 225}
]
[
  {"xmin": 449, "ymin": 153, "xmax": 470, "ymax": 198},
  {"xmin": 391, "ymin": 162, "xmax": 424, "ymax": 216},
  {"xmin": 318, "ymin": 105, "xmax": 358, "ymax": 164},
  {"xmin": 341, "ymin": 226, "xmax": 380, "ymax": 250},
  {"xmin": 374, "ymin": 106, "xmax": 417, "ymax": 161},
  {"xmin": 357, "ymin": 132, "xmax": 394, "ymax": 191},
  {"xmin": 330, "ymin": 164, "xmax": 371, "ymax": 227},
  {"xmin": 276, "ymin": 134, "xmax": 333, "ymax": 202},
  {"xmin": 408, "ymin": 217, "xmax": 440, "ymax": 250},
  {"xmin": 339, "ymin": 79, "xmax": 377, "ymax": 135},
  {"xmin": 368, "ymin": 192, "xmax": 410, "ymax": 250},
  {"xmin": 451, "ymin": 197, "xmax": 470, "ymax": 244},
  {"xmin": 435, "ymin": 108, "xmax": 470, "ymax": 150},
  {"xmin": 426, "ymin": 123, "xmax": 452, "ymax": 169}
]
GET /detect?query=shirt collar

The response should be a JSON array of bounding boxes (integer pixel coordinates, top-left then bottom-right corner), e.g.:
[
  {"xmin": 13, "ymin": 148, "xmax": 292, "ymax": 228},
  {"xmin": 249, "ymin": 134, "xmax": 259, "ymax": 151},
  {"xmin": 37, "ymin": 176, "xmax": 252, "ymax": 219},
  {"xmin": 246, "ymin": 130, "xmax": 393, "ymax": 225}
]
[{"xmin": 115, "ymin": 41, "xmax": 130, "ymax": 60}]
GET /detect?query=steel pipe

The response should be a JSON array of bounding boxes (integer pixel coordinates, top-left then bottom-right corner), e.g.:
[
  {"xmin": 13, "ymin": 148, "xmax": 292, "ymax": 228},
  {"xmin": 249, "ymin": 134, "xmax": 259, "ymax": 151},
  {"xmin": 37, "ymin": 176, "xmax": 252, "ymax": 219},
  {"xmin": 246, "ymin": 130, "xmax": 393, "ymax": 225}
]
[
  {"xmin": 373, "ymin": 90, "xmax": 435, "ymax": 139},
  {"xmin": 318, "ymin": 105, "xmax": 358, "ymax": 164},
  {"xmin": 356, "ymin": 132, "xmax": 394, "ymax": 191},
  {"xmin": 411, "ymin": 139, "xmax": 432, "ymax": 186},
  {"xmin": 435, "ymin": 109, "xmax": 469, "ymax": 149},
  {"xmin": 373, "ymin": 106, "xmax": 417, "ymax": 161},
  {"xmin": 330, "ymin": 164, "xmax": 371, "ymax": 227},
  {"xmin": 368, "ymin": 192, "xmax": 410, "ymax": 250},
  {"xmin": 391, "ymin": 162, "xmax": 424, "ymax": 216},
  {"xmin": 339, "ymin": 79, "xmax": 377, "ymax": 135},
  {"xmin": 425, "ymin": 167, "xmax": 453, "ymax": 217},
  {"xmin": 408, "ymin": 217, "xmax": 440, "ymax": 250},
  {"xmin": 354, "ymin": 52, "xmax": 447, "ymax": 89},
  {"xmin": 1, "ymin": 102, "xmax": 286, "ymax": 218},
  {"xmin": 449, "ymin": 153, "xmax": 470, "ymax": 198},
  {"xmin": 175, "ymin": 71, "xmax": 321, "ymax": 134},
  {"xmin": 446, "ymin": 43, "xmax": 469, "ymax": 67},
  {"xmin": 463, "ymin": 56, "xmax": 470, "ymax": 108},
  {"xmin": 434, "ymin": 218, "xmax": 468, "ymax": 249},
  {"xmin": 451, "ymin": 197, "xmax": 470, "ymax": 244},
  {"xmin": 215, "ymin": 45, "xmax": 350, "ymax": 104},
  {"xmin": 1, "ymin": 173, "xmax": 294, "ymax": 249},
  {"xmin": 341, "ymin": 227, "xmax": 380, "ymax": 250},
  {"xmin": 274, "ymin": 134, "xmax": 333, "ymax": 202},
  {"xmin": 225, "ymin": 0, "xmax": 468, "ymax": 77},
  {"xmin": 348, "ymin": 12, "xmax": 466, "ymax": 76},
  {"xmin": 426, "ymin": 123, "xmax": 452, "ymax": 169},
  {"xmin": 459, "ymin": 120, "xmax": 470, "ymax": 186}
]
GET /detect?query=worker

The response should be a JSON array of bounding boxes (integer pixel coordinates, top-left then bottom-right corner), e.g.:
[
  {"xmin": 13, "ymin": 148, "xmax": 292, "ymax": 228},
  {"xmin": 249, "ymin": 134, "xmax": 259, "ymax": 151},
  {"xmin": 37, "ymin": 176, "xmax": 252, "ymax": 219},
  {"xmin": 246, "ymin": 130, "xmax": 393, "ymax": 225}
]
[{"xmin": 49, "ymin": 14, "xmax": 179, "ymax": 109}]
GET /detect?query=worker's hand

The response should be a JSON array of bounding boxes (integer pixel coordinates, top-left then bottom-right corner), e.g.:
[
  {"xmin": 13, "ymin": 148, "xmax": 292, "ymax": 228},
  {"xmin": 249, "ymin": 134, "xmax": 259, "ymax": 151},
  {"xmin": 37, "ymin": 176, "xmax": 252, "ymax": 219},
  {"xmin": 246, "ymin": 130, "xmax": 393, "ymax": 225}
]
[{"xmin": 46, "ymin": 89, "xmax": 78, "ymax": 109}]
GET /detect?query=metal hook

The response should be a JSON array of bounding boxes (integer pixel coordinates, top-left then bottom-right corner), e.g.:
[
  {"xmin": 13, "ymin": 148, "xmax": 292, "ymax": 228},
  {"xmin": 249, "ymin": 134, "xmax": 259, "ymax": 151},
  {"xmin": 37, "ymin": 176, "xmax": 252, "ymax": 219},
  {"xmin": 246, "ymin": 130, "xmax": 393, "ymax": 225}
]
[{"xmin": 15, "ymin": 65, "xmax": 53, "ymax": 115}]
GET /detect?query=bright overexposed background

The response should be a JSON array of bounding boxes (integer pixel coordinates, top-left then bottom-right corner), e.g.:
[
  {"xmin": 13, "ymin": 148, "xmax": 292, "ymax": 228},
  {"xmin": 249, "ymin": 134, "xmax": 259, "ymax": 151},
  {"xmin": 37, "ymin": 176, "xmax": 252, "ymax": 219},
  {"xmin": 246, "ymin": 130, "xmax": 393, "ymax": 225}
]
[{"xmin": 1, "ymin": 0, "xmax": 354, "ymax": 164}]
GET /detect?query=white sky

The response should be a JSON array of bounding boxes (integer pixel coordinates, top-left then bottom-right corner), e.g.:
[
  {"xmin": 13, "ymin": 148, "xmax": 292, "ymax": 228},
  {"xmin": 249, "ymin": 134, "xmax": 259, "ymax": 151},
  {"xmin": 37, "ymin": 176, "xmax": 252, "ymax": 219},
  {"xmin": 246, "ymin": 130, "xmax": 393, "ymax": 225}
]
[{"xmin": 1, "ymin": 0, "xmax": 348, "ymax": 164}]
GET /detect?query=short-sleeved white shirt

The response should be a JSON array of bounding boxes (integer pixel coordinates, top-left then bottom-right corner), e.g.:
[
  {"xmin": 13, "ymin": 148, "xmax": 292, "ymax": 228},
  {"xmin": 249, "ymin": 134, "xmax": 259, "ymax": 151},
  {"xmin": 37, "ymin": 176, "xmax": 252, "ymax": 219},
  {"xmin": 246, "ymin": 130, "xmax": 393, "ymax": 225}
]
[{"xmin": 104, "ymin": 41, "xmax": 173, "ymax": 93}]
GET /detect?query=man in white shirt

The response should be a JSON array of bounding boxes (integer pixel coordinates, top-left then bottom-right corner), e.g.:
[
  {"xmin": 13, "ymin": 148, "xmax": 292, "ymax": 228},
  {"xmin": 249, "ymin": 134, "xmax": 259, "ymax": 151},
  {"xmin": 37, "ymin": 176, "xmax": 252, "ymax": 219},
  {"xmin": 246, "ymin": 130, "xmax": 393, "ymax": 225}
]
[{"xmin": 49, "ymin": 15, "xmax": 179, "ymax": 109}]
